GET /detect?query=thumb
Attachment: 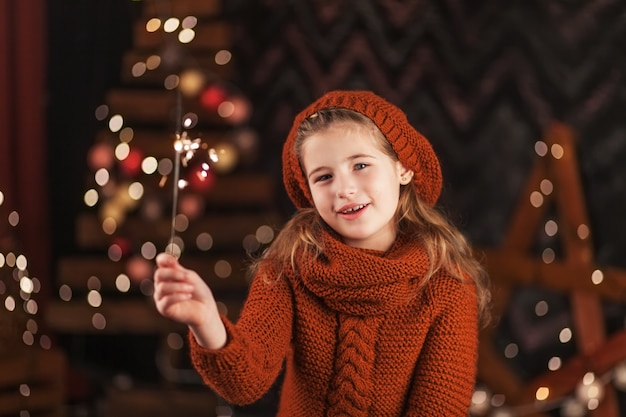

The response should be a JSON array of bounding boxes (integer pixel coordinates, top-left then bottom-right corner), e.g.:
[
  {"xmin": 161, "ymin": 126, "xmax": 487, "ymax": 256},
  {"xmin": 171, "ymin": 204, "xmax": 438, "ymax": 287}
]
[{"xmin": 155, "ymin": 252, "xmax": 179, "ymax": 267}]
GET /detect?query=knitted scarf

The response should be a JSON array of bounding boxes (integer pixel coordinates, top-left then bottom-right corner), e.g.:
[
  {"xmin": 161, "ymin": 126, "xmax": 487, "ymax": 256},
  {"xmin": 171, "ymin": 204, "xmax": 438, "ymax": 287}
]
[
  {"xmin": 294, "ymin": 229, "xmax": 432, "ymax": 416},
  {"xmin": 298, "ymin": 229, "xmax": 431, "ymax": 316}
]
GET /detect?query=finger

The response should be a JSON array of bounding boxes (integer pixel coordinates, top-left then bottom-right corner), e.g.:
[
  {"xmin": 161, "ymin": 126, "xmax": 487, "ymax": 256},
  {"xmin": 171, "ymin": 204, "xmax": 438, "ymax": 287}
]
[
  {"xmin": 154, "ymin": 266, "xmax": 188, "ymax": 283},
  {"xmin": 154, "ymin": 282, "xmax": 193, "ymax": 299}
]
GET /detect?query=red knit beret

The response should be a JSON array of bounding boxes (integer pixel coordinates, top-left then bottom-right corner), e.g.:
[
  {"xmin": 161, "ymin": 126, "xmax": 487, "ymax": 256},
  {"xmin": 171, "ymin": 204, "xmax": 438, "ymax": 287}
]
[{"xmin": 282, "ymin": 90, "xmax": 442, "ymax": 208}]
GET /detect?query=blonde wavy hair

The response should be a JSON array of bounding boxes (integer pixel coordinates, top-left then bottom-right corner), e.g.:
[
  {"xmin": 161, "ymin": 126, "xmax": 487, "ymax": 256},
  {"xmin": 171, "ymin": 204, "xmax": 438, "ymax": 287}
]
[{"xmin": 252, "ymin": 108, "xmax": 491, "ymax": 326}]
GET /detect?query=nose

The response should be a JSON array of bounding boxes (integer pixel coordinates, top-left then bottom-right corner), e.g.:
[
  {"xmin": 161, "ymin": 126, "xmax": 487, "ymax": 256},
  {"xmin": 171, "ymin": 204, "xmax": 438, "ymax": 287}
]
[{"xmin": 334, "ymin": 173, "xmax": 357, "ymax": 198}]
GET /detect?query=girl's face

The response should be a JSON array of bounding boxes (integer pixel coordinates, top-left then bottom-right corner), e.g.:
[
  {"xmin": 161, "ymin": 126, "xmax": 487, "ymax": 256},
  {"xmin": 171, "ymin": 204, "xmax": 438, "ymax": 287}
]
[{"xmin": 301, "ymin": 122, "xmax": 413, "ymax": 251}]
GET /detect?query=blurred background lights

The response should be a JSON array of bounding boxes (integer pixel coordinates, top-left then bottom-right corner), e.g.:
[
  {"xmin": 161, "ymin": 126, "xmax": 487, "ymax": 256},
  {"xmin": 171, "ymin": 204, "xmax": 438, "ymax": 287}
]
[
  {"xmin": 141, "ymin": 156, "xmax": 158, "ymax": 174},
  {"xmin": 24, "ymin": 299, "xmax": 38, "ymax": 314},
  {"xmin": 503, "ymin": 343, "xmax": 518, "ymax": 359},
  {"xmin": 548, "ymin": 356, "xmax": 562, "ymax": 371},
  {"xmin": 102, "ymin": 216, "xmax": 118, "ymax": 235},
  {"xmin": 167, "ymin": 332, "xmax": 184, "ymax": 350},
  {"xmin": 164, "ymin": 74, "xmax": 179, "ymax": 90},
  {"xmin": 5, "ymin": 252, "xmax": 16, "ymax": 266},
  {"xmin": 88, "ymin": 142, "xmax": 114, "ymax": 170},
  {"xmin": 470, "ymin": 386, "xmax": 491, "ymax": 415},
  {"xmin": 536, "ymin": 386, "xmax": 550, "ymax": 401},
  {"xmin": 178, "ymin": 28, "xmax": 195, "ymax": 44},
  {"xmin": 8, "ymin": 211, "xmax": 19, "ymax": 226},
  {"xmin": 115, "ymin": 274, "xmax": 131, "ymax": 293},
  {"xmin": 126, "ymin": 256, "xmax": 153, "ymax": 281},
  {"xmin": 181, "ymin": 16, "xmax": 197, "ymax": 29},
  {"xmin": 95, "ymin": 168, "xmax": 110, "ymax": 186},
  {"xmin": 529, "ymin": 191, "xmax": 544, "ymax": 208},
  {"xmin": 214, "ymin": 260, "xmax": 231, "ymax": 279},
  {"xmin": 108, "ymin": 114, "xmax": 124, "ymax": 132},
  {"xmin": 87, "ymin": 276, "xmax": 101, "ymax": 291},
  {"xmin": 108, "ymin": 243, "xmax": 124, "ymax": 262},
  {"xmin": 115, "ymin": 142, "xmax": 130, "ymax": 161},
  {"xmin": 214, "ymin": 49, "xmax": 232, "ymax": 65},
  {"xmin": 5, "ymin": 295, "xmax": 16, "ymax": 311},
  {"xmin": 145, "ymin": 17, "xmax": 161, "ymax": 32},
  {"xmin": 119, "ymin": 127, "xmax": 134, "ymax": 143},
  {"xmin": 182, "ymin": 113, "xmax": 199, "ymax": 129},
  {"xmin": 92, "ymin": 313, "xmax": 106, "ymax": 330},
  {"xmin": 196, "ymin": 233, "xmax": 213, "ymax": 251},
  {"xmin": 139, "ymin": 279, "xmax": 154, "ymax": 296},
  {"xmin": 542, "ymin": 248, "xmax": 555, "ymax": 264},
  {"xmin": 16, "ymin": 254, "xmax": 27, "ymax": 270},
  {"xmin": 19, "ymin": 277, "xmax": 33, "ymax": 294},
  {"xmin": 551, "ymin": 144, "xmax": 565, "ymax": 159},
  {"xmin": 242, "ymin": 234, "xmax": 260, "ymax": 253},
  {"xmin": 561, "ymin": 398, "xmax": 586, "ymax": 417},
  {"xmin": 544, "ymin": 220, "xmax": 558, "ymax": 237},
  {"xmin": 535, "ymin": 300, "xmax": 549, "ymax": 316},
  {"xmin": 58, "ymin": 284, "xmax": 72, "ymax": 302},
  {"xmin": 591, "ymin": 269, "xmax": 604, "ymax": 285},
  {"xmin": 217, "ymin": 100, "xmax": 235, "ymax": 118},
  {"xmin": 140, "ymin": 241, "xmax": 157, "ymax": 259},
  {"xmin": 535, "ymin": 140, "xmax": 548, "ymax": 156},
  {"xmin": 256, "ymin": 225, "xmax": 274, "ymax": 244},
  {"xmin": 614, "ymin": 361, "xmax": 626, "ymax": 390},
  {"xmin": 40, "ymin": 334, "xmax": 51, "ymax": 350},
  {"xmin": 146, "ymin": 54, "xmax": 161, "ymax": 70},
  {"xmin": 179, "ymin": 70, "xmax": 205, "ymax": 97},
  {"xmin": 132, "ymin": 62, "xmax": 147, "ymax": 77},
  {"xmin": 174, "ymin": 214, "xmax": 189, "ymax": 232},
  {"xmin": 94, "ymin": 104, "xmax": 109, "ymax": 121},
  {"xmin": 491, "ymin": 408, "xmax": 514, "ymax": 417},
  {"xmin": 576, "ymin": 372, "xmax": 604, "ymax": 409},
  {"xmin": 128, "ymin": 182, "xmax": 144, "ymax": 200},
  {"xmin": 559, "ymin": 327, "xmax": 573, "ymax": 343},
  {"xmin": 87, "ymin": 290, "xmax": 102, "ymax": 308},
  {"xmin": 210, "ymin": 141, "xmax": 239, "ymax": 174},
  {"xmin": 539, "ymin": 179, "xmax": 553, "ymax": 195},
  {"xmin": 158, "ymin": 158, "xmax": 173, "ymax": 176},
  {"xmin": 163, "ymin": 17, "xmax": 180, "ymax": 33},
  {"xmin": 83, "ymin": 189, "xmax": 99, "ymax": 207},
  {"xmin": 19, "ymin": 384, "xmax": 30, "ymax": 397},
  {"xmin": 577, "ymin": 224, "xmax": 590, "ymax": 239}
]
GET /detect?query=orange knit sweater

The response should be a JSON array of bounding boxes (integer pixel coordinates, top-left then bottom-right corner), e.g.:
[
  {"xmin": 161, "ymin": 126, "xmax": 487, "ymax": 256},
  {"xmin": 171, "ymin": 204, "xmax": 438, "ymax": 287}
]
[{"xmin": 189, "ymin": 230, "xmax": 479, "ymax": 416}]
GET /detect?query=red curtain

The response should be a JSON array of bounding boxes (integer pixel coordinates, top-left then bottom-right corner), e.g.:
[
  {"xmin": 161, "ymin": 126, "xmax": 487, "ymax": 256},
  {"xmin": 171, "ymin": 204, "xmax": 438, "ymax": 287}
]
[{"xmin": 0, "ymin": 1, "xmax": 50, "ymax": 304}]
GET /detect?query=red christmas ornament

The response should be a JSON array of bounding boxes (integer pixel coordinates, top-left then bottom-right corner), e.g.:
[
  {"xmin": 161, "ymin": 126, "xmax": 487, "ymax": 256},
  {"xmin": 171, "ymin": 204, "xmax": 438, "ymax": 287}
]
[
  {"xmin": 119, "ymin": 148, "xmax": 143, "ymax": 177},
  {"xmin": 200, "ymin": 84, "xmax": 227, "ymax": 111}
]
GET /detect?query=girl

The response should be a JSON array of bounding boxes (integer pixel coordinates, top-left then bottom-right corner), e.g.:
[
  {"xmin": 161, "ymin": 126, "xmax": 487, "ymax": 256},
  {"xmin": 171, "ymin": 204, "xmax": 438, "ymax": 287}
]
[{"xmin": 153, "ymin": 90, "xmax": 491, "ymax": 416}]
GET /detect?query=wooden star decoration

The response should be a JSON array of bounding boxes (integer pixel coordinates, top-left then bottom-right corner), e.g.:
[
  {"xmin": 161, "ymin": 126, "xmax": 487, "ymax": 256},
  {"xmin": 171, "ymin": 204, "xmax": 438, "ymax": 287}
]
[{"xmin": 475, "ymin": 121, "xmax": 626, "ymax": 417}]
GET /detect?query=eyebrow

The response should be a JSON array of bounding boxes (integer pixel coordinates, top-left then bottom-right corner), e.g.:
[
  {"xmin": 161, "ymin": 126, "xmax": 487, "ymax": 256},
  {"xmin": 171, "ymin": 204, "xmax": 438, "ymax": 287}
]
[{"xmin": 306, "ymin": 153, "xmax": 376, "ymax": 180}]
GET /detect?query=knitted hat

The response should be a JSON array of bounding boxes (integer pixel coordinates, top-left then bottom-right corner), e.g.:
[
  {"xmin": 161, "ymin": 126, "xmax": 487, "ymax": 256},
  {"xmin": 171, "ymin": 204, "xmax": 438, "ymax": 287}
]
[{"xmin": 282, "ymin": 90, "xmax": 442, "ymax": 208}]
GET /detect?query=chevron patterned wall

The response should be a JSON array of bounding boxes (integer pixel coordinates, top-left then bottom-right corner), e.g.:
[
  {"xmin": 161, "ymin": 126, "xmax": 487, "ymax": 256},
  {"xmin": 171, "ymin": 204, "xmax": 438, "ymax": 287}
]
[
  {"xmin": 228, "ymin": 0, "xmax": 626, "ymax": 253},
  {"xmin": 224, "ymin": 0, "xmax": 626, "ymax": 413}
]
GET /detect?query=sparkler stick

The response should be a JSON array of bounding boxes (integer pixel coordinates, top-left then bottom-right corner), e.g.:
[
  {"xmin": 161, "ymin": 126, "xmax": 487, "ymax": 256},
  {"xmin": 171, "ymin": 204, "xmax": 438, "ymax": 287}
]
[{"xmin": 166, "ymin": 136, "xmax": 182, "ymax": 257}]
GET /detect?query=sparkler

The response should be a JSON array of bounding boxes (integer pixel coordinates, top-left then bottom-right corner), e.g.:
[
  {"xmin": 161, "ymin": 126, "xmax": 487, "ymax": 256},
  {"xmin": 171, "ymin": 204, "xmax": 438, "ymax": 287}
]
[{"xmin": 164, "ymin": 130, "xmax": 219, "ymax": 258}]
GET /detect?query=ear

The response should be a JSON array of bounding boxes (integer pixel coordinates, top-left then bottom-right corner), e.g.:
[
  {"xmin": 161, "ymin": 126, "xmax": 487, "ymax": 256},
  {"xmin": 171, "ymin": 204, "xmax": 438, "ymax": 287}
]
[{"xmin": 398, "ymin": 164, "xmax": 414, "ymax": 185}]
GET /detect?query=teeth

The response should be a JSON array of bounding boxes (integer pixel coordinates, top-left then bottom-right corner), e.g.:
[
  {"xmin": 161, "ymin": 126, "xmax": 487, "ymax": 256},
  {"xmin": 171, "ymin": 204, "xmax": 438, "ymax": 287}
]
[{"xmin": 342, "ymin": 204, "xmax": 365, "ymax": 214}]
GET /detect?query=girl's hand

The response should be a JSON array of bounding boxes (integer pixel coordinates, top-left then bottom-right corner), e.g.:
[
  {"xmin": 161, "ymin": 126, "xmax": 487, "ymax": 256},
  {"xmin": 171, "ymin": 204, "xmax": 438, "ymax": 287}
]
[{"xmin": 153, "ymin": 252, "xmax": 227, "ymax": 349}]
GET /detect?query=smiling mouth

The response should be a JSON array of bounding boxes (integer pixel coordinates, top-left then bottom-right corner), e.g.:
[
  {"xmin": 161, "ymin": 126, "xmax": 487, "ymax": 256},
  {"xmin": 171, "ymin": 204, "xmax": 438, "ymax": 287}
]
[{"xmin": 340, "ymin": 204, "xmax": 368, "ymax": 214}]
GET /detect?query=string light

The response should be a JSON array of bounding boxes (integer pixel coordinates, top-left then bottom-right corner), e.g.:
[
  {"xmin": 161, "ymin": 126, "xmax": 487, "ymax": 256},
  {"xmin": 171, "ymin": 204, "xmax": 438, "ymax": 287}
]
[{"xmin": 472, "ymin": 363, "xmax": 626, "ymax": 416}]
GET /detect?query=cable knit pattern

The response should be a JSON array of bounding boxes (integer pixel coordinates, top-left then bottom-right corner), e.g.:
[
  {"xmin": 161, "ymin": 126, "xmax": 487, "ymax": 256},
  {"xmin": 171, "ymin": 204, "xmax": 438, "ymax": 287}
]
[
  {"xmin": 327, "ymin": 315, "xmax": 382, "ymax": 416},
  {"xmin": 189, "ymin": 229, "xmax": 479, "ymax": 416}
]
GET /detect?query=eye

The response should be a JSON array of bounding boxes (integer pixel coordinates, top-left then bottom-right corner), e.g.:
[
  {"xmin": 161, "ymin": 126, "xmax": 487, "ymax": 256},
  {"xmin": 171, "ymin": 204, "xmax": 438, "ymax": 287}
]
[
  {"xmin": 314, "ymin": 173, "xmax": 331, "ymax": 183},
  {"xmin": 354, "ymin": 162, "xmax": 368, "ymax": 170}
]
